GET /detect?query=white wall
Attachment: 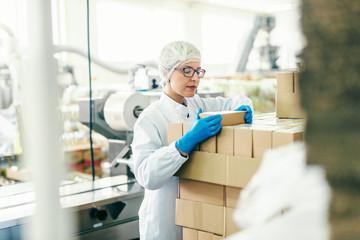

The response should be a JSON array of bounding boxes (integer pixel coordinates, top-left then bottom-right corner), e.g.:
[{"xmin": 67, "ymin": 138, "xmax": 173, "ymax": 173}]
[
  {"xmin": 54, "ymin": 0, "xmax": 303, "ymax": 85},
  {"xmin": 55, "ymin": 0, "xmax": 257, "ymax": 85}
]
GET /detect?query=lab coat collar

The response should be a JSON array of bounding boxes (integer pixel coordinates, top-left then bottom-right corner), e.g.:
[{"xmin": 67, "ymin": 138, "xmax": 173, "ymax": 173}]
[{"xmin": 160, "ymin": 92, "xmax": 189, "ymax": 119}]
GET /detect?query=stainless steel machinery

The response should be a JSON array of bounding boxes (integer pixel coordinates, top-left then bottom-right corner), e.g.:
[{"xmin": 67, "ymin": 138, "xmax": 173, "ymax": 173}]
[{"xmin": 0, "ymin": 175, "xmax": 143, "ymax": 240}]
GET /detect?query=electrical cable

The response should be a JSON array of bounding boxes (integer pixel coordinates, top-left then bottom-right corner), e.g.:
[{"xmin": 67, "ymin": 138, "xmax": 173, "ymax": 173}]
[{"xmin": 86, "ymin": 0, "xmax": 95, "ymax": 181}]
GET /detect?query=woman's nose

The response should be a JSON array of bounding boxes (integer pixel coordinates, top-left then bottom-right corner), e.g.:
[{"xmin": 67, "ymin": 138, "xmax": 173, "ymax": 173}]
[{"xmin": 191, "ymin": 73, "xmax": 200, "ymax": 81}]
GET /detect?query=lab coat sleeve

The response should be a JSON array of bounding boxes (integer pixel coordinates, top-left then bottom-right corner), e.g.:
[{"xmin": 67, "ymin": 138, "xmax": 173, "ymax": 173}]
[
  {"xmin": 198, "ymin": 94, "xmax": 254, "ymax": 112},
  {"xmin": 132, "ymin": 116, "xmax": 188, "ymax": 191}
]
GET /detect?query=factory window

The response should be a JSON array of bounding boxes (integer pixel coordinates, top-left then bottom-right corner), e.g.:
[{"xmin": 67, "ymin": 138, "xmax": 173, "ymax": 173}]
[
  {"xmin": 0, "ymin": 0, "xmax": 28, "ymax": 47},
  {"xmin": 96, "ymin": 2, "xmax": 185, "ymax": 63},
  {"xmin": 201, "ymin": 13, "xmax": 250, "ymax": 66}
]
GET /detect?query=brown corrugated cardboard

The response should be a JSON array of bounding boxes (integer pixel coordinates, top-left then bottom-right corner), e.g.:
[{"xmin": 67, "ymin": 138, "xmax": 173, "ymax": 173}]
[
  {"xmin": 199, "ymin": 111, "xmax": 246, "ymax": 126},
  {"xmin": 226, "ymin": 156, "xmax": 262, "ymax": 188},
  {"xmin": 183, "ymin": 123, "xmax": 200, "ymax": 151},
  {"xmin": 168, "ymin": 123, "xmax": 183, "ymax": 145},
  {"xmin": 225, "ymin": 186, "xmax": 242, "ymax": 208},
  {"xmin": 198, "ymin": 231, "xmax": 214, "ymax": 240},
  {"xmin": 277, "ymin": 72, "xmax": 295, "ymax": 93},
  {"xmin": 272, "ymin": 128, "xmax": 303, "ymax": 148},
  {"xmin": 294, "ymin": 71, "xmax": 300, "ymax": 92},
  {"xmin": 183, "ymin": 122, "xmax": 190, "ymax": 134},
  {"xmin": 217, "ymin": 127, "xmax": 234, "ymax": 155},
  {"xmin": 225, "ymin": 207, "xmax": 240, "ymax": 236},
  {"xmin": 5, "ymin": 167, "xmax": 30, "ymax": 181},
  {"xmin": 179, "ymin": 179, "xmax": 225, "ymax": 206},
  {"xmin": 183, "ymin": 227, "xmax": 198, "ymax": 240},
  {"xmin": 234, "ymin": 126, "xmax": 252, "ymax": 157},
  {"xmin": 252, "ymin": 128, "xmax": 273, "ymax": 158},
  {"xmin": 276, "ymin": 72, "xmax": 306, "ymax": 118},
  {"xmin": 213, "ymin": 235, "xmax": 224, "ymax": 240},
  {"xmin": 183, "ymin": 229, "xmax": 224, "ymax": 240},
  {"xmin": 175, "ymin": 151, "xmax": 227, "ymax": 185},
  {"xmin": 200, "ymin": 136, "xmax": 216, "ymax": 153},
  {"xmin": 276, "ymin": 93, "xmax": 306, "ymax": 118},
  {"xmin": 176, "ymin": 198, "xmax": 224, "ymax": 235},
  {"xmin": 176, "ymin": 152, "xmax": 261, "ymax": 188}
]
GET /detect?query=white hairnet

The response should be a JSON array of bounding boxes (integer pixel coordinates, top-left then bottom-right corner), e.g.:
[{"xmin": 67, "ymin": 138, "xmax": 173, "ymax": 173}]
[{"xmin": 158, "ymin": 41, "xmax": 201, "ymax": 87}]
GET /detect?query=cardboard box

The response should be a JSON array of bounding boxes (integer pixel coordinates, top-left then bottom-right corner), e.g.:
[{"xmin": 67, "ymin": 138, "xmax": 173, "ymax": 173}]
[
  {"xmin": 176, "ymin": 199, "xmax": 240, "ymax": 237},
  {"xmin": 225, "ymin": 207, "xmax": 240, "ymax": 236},
  {"xmin": 277, "ymin": 72, "xmax": 296, "ymax": 93},
  {"xmin": 168, "ymin": 123, "xmax": 183, "ymax": 145},
  {"xmin": 276, "ymin": 72, "xmax": 306, "ymax": 118},
  {"xmin": 176, "ymin": 198, "xmax": 224, "ymax": 235},
  {"xmin": 5, "ymin": 167, "xmax": 30, "ymax": 182},
  {"xmin": 217, "ymin": 127, "xmax": 234, "ymax": 155},
  {"xmin": 226, "ymin": 155, "xmax": 262, "ymax": 188},
  {"xmin": 199, "ymin": 111, "xmax": 246, "ymax": 126},
  {"xmin": 213, "ymin": 235, "xmax": 223, "ymax": 240},
  {"xmin": 252, "ymin": 127, "xmax": 274, "ymax": 158},
  {"xmin": 225, "ymin": 186, "xmax": 242, "ymax": 208},
  {"xmin": 234, "ymin": 126, "xmax": 252, "ymax": 157},
  {"xmin": 179, "ymin": 179, "xmax": 225, "ymax": 206},
  {"xmin": 276, "ymin": 93, "xmax": 306, "ymax": 119},
  {"xmin": 183, "ymin": 228, "xmax": 224, "ymax": 240},
  {"xmin": 272, "ymin": 128, "xmax": 303, "ymax": 148},
  {"xmin": 198, "ymin": 231, "xmax": 214, "ymax": 240},
  {"xmin": 175, "ymin": 151, "xmax": 227, "ymax": 185},
  {"xmin": 183, "ymin": 228, "xmax": 198, "ymax": 240},
  {"xmin": 200, "ymin": 136, "xmax": 216, "ymax": 153},
  {"xmin": 176, "ymin": 152, "xmax": 261, "ymax": 188},
  {"xmin": 183, "ymin": 123, "xmax": 200, "ymax": 151}
]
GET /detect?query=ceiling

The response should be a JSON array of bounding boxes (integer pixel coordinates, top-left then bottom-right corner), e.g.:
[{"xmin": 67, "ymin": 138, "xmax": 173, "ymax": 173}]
[{"xmin": 187, "ymin": 0, "xmax": 300, "ymax": 13}]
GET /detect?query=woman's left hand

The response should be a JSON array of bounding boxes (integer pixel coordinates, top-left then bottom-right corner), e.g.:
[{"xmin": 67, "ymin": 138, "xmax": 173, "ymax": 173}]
[{"xmin": 235, "ymin": 105, "xmax": 253, "ymax": 124}]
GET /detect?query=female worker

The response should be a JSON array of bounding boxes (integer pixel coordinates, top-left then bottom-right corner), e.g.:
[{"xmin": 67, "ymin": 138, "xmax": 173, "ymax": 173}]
[{"xmin": 131, "ymin": 41, "xmax": 253, "ymax": 240}]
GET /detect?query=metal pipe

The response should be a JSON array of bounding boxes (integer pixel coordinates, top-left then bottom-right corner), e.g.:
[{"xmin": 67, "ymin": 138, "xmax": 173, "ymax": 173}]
[{"xmin": 54, "ymin": 45, "xmax": 158, "ymax": 74}]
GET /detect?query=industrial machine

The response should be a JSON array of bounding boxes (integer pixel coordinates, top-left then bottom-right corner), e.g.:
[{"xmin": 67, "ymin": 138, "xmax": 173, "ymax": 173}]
[
  {"xmin": 0, "ymin": 175, "xmax": 143, "ymax": 240},
  {"xmin": 78, "ymin": 91, "xmax": 152, "ymax": 177},
  {"xmin": 0, "ymin": 91, "xmax": 151, "ymax": 240},
  {"xmin": 235, "ymin": 15, "xmax": 279, "ymax": 72}
]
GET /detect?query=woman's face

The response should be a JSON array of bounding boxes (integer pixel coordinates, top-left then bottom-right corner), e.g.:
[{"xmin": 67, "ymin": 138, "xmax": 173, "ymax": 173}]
[{"xmin": 164, "ymin": 62, "xmax": 202, "ymax": 104}]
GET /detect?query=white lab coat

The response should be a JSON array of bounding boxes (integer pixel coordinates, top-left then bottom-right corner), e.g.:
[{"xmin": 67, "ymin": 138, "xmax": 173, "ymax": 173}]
[{"xmin": 131, "ymin": 92, "xmax": 253, "ymax": 240}]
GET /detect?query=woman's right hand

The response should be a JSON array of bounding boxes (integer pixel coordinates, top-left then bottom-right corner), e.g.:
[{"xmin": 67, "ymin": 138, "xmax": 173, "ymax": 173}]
[{"xmin": 175, "ymin": 108, "xmax": 222, "ymax": 154}]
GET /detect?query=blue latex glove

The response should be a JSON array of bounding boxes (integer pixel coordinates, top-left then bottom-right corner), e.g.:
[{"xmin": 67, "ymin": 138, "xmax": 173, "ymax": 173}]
[
  {"xmin": 175, "ymin": 108, "xmax": 222, "ymax": 154},
  {"xmin": 235, "ymin": 105, "xmax": 253, "ymax": 124}
]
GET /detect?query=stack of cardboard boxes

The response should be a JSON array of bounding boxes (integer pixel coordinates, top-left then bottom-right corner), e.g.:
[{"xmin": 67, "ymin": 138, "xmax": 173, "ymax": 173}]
[{"xmin": 168, "ymin": 112, "xmax": 305, "ymax": 240}]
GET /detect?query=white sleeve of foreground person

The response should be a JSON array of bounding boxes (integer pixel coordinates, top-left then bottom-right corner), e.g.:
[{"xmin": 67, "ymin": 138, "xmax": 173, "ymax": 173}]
[{"xmin": 226, "ymin": 142, "xmax": 331, "ymax": 240}]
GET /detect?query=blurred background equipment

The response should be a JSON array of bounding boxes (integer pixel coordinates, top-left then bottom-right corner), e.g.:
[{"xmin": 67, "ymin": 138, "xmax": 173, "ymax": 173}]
[
  {"xmin": 234, "ymin": 15, "xmax": 279, "ymax": 72},
  {"xmin": 78, "ymin": 91, "xmax": 151, "ymax": 177},
  {"xmin": 0, "ymin": 175, "xmax": 144, "ymax": 240}
]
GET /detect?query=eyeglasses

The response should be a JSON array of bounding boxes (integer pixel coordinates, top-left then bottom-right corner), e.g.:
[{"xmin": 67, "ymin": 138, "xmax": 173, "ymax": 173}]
[{"xmin": 174, "ymin": 67, "xmax": 206, "ymax": 78}]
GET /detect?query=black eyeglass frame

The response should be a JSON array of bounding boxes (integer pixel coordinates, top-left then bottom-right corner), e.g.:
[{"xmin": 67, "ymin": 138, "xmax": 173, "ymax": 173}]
[{"xmin": 174, "ymin": 67, "xmax": 206, "ymax": 78}]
